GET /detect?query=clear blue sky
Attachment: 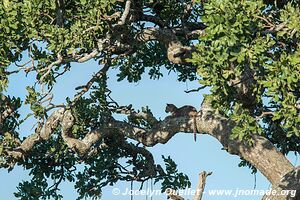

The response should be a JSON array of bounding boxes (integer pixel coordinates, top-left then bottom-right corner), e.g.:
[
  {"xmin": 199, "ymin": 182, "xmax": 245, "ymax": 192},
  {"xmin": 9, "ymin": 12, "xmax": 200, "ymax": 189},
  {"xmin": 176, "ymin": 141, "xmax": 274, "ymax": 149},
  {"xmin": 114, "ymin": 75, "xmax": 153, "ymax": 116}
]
[{"xmin": 1, "ymin": 60, "xmax": 298, "ymax": 200}]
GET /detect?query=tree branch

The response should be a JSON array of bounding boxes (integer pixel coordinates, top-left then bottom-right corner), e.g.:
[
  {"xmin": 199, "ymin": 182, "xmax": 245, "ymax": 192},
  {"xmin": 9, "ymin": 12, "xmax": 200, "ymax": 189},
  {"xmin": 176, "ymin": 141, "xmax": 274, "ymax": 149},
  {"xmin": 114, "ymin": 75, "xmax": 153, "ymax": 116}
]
[
  {"xmin": 112, "ymin": 103, "xmax": 294, "ymax": 186},
  {"xmin": 118, "ymin": 0, "xmax": 131, "ymax": 25},
  {"xmin": 136, "ymin": 28, "xmax": 195, "ymax": 64},
  {"xmin": 72, "ymin": 63, "xmax": 110, "ymax": 105},
  {"xmin": 3, "ymin": 101, "xmax": 295, "ymax": 196},
  {"xmin": 4, "ymin": 108, "xmax": 65, "ymax": 167},
  {"xmin": 61, "ymin": 110, "xmax": 105, "ymax": 155},
  {"xmin": 184, "ymin": 85, "xmax": 207, "ymax": 93},
  {"xmin": 39, "ymin": 54, "xmax": 63, "ymax": 82},
  {"xmin": 193, "ymin": 171, "xmax": 212, "ymax": 200}
]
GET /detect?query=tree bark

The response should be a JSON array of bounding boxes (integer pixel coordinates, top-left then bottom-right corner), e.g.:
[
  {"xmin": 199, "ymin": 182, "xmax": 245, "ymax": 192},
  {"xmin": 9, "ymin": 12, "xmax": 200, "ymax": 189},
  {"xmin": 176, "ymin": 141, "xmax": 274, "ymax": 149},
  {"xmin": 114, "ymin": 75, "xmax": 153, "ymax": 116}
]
[
  {"xmin": 113, "ymin": 104, "xmax": 297, "ymax": 199},
  {"xmin": 4, "ymin": 103, "xmax": 298, "ymax": 199},
  {"xmin": 193, "ymin": 171, "xmax": 212, "ymax": 200}
]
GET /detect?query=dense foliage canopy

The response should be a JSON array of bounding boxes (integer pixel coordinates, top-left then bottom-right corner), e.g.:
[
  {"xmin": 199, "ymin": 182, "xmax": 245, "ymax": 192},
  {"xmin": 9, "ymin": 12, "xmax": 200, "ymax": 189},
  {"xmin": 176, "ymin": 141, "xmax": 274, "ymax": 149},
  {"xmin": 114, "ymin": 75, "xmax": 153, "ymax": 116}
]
[{"xmin": 0, "ymin": 0, "xmax": 299, "ymax": 199}]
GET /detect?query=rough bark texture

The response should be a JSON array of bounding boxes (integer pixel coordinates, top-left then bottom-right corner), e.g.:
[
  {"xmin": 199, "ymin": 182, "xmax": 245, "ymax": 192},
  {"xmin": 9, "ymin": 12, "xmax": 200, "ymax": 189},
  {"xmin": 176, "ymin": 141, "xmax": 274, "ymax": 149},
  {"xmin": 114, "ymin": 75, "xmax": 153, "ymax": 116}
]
[
  {"xmin": 2, "ymin": 0, "xmax": 299, "ymax": 199},
  {"xmin": 262, "ymin": 166, "xmax": 300, "ymax": 200},
  {"xmin": 4, "ymin": 102, "xmax": 298, "ymax": 199},
  {"xmin": 193, "ymin": 171, "xmax": 212, "ymax": 200}
]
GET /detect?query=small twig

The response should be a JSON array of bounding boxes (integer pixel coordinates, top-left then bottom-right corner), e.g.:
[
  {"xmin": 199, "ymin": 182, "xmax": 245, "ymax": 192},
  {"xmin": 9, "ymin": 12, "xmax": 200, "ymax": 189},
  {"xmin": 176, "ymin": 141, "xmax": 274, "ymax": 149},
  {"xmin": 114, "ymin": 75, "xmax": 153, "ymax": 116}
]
[
  {"xmin": 15, "ymin": 59, "xmax": 32, "ymax": 68},
  {"xmin": 7, "ymin": 60, "xmax": 35, "ymax": 75},
  {"xmin": 54, "ymin": 65, "xmax": 70, "ymax": 79},
  {"xmin": 49, "ymin": 163, "xmax": 65, "ymax": 191},
  {"xmin": 256, "ymin": 111, "xmax": 274, "ymax": 120},
  {"xmin": 39, "ymin": 54, "xmax": 63, "ymax": 82},
  {"xmin": 106, "ymin": 88, "xmax": 120, "ymax": 108},
  {"xmin": 101, "ymin": 11, "xmax": 121, "ymax": 21},
  {"xmin": 45, "ymin": 104, "xmax": 66, "ymax": 112},
  {"xmin": 40, "ymin": 12, "xmax": 55, "ymax": 24},
  {"xmin": 114, "ymin": 104, "xmax": 133, "ymax": 115},
  {"xmin": 82, "ymin": 26, "xmax": 99, "ymax": 34},
  {"xmin": 185, "ymin": 85, "xmax": 206, "ymax": 93},
  {"xmin": 71, "ymin": 63, "xmax": 110, "ymax": 105},
  {"xmin": 254, "ymin": 15, "xmax": 274, "ymax": 28}
]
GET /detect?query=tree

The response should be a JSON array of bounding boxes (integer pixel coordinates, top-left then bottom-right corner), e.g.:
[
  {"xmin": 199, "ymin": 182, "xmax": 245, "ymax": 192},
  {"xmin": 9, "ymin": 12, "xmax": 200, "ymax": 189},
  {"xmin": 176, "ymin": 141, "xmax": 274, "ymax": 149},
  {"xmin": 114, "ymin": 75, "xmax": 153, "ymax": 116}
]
[{"xmin": 0, "ymin": 0, "xmax": 299, "ymax": 199}]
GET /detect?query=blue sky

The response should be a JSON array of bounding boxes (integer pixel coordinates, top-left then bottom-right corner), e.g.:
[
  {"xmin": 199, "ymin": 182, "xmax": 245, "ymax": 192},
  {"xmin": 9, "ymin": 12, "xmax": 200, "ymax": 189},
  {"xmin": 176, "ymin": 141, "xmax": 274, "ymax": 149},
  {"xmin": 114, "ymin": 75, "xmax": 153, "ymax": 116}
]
[{"xmin": 0, "ymin": 61, "xmax": 298, "ymax": 200}]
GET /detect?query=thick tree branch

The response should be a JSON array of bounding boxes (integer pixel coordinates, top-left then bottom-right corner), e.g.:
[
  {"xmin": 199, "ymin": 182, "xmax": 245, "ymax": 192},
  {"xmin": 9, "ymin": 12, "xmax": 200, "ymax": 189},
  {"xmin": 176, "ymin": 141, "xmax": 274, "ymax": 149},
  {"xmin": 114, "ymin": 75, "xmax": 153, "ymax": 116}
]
[
  {"xmin": 5, "ymin": 101, "xmax": 294, "ymax": 191},
  {"xmin": 136, "ymin": 28, "xmax": 199, "ymax": 64},
  {"xmin": 61, "ymin": 110, "xmax": 104, "ymax": 155},
  {"xmin": 3, "ymin": 98, "xmax": 297, "ymax": 199},
  {"xmin": 4, "ymin": 108, "xmax": 65, "ymax": 165},
  {"xmin": 262, "ymin": 166, "xmax": 300, "ymax": 200},
  {"xmin": 112, "ymin": 104, "xmax": 294, "ymax": 187}
]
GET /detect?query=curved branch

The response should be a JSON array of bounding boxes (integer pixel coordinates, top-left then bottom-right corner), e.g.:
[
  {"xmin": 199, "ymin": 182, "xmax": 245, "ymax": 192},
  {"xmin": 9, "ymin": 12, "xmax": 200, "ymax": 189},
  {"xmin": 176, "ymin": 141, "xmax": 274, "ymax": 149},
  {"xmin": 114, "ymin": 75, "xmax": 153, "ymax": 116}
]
[
  {"xmin": 61, "ymin": 110, "xmax": 104, "ymax": 155},
  {"xmin": 3, "ymin": 102, "xmax": 296, "ymax": 199},
  {"xmin": 112, "ymin": 105, "xmax": 294, "ymax": 186},
  {"xmin": 136, "ymin": 28, "xmax": 197, "ymax": 64},
  {"xmin": 4, "ymin": 108, "xmax": 65, "ymax": 165}
]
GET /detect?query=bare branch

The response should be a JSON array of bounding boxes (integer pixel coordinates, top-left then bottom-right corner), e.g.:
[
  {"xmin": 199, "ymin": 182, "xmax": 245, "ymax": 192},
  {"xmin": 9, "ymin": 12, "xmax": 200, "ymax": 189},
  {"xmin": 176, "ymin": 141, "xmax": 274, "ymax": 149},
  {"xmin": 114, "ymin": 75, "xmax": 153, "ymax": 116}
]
[
  {"xmin": 77, "ymin": 49, "xmax": 99, "ymax": 63},
  {"xmin": 193, "ymin": 171, "xmax": 212, "ymax": 200},
  {"xmin": 67, "ymin": 38, "xmax": 110, "ymax": 63},
  {"xmin": 256, "ymin": 111, "xmax": 274, "ymax": 120},
  {"xmin": 118, "ymin": 0, "xmax": 131, "ymax": 25},
  {"xmin": 101, "ymin": 11, "xmax": 121, "ymax": 21}
]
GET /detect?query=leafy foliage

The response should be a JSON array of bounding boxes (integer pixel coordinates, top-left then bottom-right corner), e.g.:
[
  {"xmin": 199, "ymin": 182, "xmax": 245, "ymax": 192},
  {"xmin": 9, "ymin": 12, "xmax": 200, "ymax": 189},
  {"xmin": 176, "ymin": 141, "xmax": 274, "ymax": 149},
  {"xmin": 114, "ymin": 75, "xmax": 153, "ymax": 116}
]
[
  {"xmin": 155, "ymin": 156, "xmax": 191, "ymax": 192},
  {"xmin": 0, "ymin": 0, "xmax": 299, "ymax": 199},
  {"xmin": 192, "ymin": 0, "xmax": 300, "ymax": 149}
]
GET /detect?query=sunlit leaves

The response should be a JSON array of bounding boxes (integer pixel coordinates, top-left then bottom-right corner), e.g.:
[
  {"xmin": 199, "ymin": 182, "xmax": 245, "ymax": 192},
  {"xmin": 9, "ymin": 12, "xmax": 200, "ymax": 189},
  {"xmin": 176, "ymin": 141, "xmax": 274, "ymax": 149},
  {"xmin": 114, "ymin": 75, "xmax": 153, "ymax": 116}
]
[
  {"xmin": 25, "ymin": 86, "xmax": 45, "ymax": 118},
  {"xmin": 192, "ymin": 0, "xmax": 300, "ymax": 148}
]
